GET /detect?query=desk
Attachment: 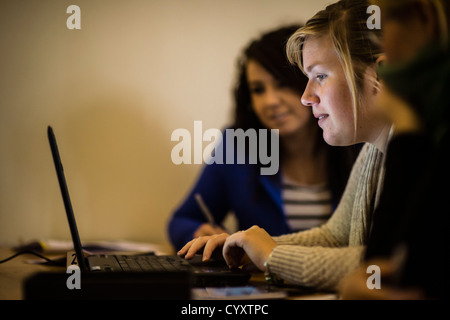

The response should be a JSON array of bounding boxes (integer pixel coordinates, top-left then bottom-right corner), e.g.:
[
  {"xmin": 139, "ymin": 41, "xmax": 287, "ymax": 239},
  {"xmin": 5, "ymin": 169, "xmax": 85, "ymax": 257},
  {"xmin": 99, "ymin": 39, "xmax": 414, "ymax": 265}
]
[
  {"xmin": 0, "ymin": 248, "xmax": 337, "ymax": 300},
  {"xmin": 247, "ymin": 273, "xmax": 337, "ymax": 300},
  {"xmin": 0, "ymin": 248, "xmax": 65, "ymax": 300}
]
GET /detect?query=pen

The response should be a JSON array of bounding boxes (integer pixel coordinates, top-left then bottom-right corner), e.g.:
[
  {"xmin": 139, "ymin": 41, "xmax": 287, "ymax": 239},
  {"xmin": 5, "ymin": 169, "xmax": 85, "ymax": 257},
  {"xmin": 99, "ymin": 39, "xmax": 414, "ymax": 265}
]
[{"xmin": 194, "ymin": 193, "xmax": 217, "ymax": 228}]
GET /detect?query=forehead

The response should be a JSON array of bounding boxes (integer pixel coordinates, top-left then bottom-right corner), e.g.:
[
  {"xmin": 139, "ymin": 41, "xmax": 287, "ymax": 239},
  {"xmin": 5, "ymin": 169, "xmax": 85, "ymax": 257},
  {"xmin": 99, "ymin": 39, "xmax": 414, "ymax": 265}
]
[
  {"xmin": 246, "ymin": 59, "xmax": 274, "ymax": 81},
  {"xmin": 302, "ymin": 35, "xmax": 340, "ymax": 73}
]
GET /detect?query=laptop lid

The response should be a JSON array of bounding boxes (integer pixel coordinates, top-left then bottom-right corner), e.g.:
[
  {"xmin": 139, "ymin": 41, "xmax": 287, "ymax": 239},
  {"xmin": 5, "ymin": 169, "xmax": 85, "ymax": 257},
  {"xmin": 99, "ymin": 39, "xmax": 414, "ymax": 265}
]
[
  {"xmin": 47, "ymin": 126, "xmax": 250, "ymax": 287},
  {"xmin": 47, "ymin": 126, "xmax": 87, "ymax": 271}
]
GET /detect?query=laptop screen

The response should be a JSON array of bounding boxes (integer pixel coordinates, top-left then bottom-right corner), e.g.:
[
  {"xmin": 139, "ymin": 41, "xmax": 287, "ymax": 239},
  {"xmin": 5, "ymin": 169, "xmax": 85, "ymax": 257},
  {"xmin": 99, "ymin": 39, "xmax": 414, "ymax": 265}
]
[{"xmin": 47, "ymin": 126, "xmax": 87, "ymax": 271}]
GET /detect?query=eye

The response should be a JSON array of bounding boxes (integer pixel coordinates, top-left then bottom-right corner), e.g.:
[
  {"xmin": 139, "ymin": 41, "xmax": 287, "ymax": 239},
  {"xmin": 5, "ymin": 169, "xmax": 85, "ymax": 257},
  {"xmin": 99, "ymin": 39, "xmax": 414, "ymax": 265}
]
[
  {"xmin": 316, "ymin": 74, "xmax": 327, "ymax": 82},
  {"xmin": 249, "ymin": 85, "xmax": 265, "ymax": 95}
]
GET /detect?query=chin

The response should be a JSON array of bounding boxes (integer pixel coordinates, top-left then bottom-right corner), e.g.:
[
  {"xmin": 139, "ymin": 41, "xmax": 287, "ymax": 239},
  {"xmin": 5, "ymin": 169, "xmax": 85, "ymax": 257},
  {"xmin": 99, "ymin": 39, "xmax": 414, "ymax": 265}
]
[
  {"xmin": 323, "ymin": 132, "xmax": 352, "ymax": 147},
  {"xmin": 277, "ymin": 125, "xmax": 298, "ymax": 137}
]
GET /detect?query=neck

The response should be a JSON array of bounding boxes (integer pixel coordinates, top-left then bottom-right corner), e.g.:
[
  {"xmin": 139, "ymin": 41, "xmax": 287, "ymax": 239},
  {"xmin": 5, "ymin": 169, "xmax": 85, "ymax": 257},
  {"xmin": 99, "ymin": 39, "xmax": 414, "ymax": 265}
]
[{"xmin": 370, "ymin": 124, "xmax": 392, "ymax": 153}]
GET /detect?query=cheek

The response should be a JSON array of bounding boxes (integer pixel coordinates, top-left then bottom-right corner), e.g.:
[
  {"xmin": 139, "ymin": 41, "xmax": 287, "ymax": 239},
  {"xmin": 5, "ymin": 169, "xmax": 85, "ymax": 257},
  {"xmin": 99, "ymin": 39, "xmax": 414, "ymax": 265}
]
[
  {"xmin": 294, "ymin": 105, "xmax": 314, "ymax": 124},
  {"xmin": 250, "ymin": 98, "xmax": 264, "ymax": 117},
  {"xmin": 288, "ymin": 96, "xmax": 313, "ymax": 121},
  {"xmin": 324, "ymin": 84, "xmax": 354, "ymax": 121},
  {"xmin": 287, "ymin": 93, "xmax": 307, "ymax": 111}
]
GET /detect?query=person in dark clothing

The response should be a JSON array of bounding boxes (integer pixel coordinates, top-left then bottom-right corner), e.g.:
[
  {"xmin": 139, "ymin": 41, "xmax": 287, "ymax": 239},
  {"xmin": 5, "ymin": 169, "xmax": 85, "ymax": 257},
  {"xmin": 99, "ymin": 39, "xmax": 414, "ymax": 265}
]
[{"xmin": 339, "ymin": 0, "xmax": 449, "ymax": 299}]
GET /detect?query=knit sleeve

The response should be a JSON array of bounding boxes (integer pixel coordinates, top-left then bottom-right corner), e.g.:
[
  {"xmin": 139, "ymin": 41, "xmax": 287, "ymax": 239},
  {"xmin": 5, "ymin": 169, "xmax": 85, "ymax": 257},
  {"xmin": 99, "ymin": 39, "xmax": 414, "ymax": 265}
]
[
  {"xmin": 272, "ymin": 224, "xmax": 341, "ymax": 247},
  {"xmin": 272, "ymin": 143, "xmax": 371, "ymax": 248},
  {"xmin": 266, "ymin": 144, "xmax": 379, "ymax": 290},
  {"xmin": 267, "ymin": 245, "xmax": 364, "ymax": 290}
]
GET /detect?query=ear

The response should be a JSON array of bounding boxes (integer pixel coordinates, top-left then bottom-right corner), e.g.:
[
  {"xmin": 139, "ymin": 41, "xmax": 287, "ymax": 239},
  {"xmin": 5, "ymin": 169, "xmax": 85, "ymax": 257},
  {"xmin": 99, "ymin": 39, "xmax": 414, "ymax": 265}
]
[
  {"xmin": 370, "ymin": 55, "xmax": 387, "ymax": 94},
  {"xmin": 375, "ymin": 55, "xmax": 387, "ymax": 69},
  {"xmin": 374, "ymin": 54, "xmax": 387, "ymax": 79}
]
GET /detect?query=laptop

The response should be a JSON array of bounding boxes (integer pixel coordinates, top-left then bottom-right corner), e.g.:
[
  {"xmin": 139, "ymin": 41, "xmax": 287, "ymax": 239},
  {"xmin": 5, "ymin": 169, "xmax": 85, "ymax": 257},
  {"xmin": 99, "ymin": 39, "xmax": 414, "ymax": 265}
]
[{"xmin": 45, "ymin": 126, "xmax": 250, "ymax": 288}]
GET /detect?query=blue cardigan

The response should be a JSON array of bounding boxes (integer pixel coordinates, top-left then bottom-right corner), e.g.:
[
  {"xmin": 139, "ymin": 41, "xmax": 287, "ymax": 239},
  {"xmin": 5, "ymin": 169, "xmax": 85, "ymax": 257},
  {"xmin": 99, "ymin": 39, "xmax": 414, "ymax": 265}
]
[
  {"xmin": 167, "ymin": 161, "xmax": 290, "ymax": 251},
  {"xmin": 167, "ymin": 130, "xmax": 352, "ymax": 251}
]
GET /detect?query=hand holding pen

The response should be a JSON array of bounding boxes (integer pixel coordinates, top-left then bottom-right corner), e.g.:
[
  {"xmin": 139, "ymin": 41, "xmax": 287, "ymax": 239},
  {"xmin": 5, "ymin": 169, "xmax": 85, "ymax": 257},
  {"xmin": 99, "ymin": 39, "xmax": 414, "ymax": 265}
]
[{"xmin": 193, "ymin": 193, "xmax": 226, "ymax": 238}]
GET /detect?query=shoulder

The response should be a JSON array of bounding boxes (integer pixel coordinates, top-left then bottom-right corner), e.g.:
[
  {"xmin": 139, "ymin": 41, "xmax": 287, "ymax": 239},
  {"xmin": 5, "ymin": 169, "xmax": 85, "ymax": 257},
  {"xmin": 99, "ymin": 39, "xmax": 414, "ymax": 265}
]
[
  {"xmin": 351, "ymin": 143, "xmax": 383, "ymax": 173},
  {"xmin": 333, "ymin": 143, "xmax": 383, "ymax": 208}
]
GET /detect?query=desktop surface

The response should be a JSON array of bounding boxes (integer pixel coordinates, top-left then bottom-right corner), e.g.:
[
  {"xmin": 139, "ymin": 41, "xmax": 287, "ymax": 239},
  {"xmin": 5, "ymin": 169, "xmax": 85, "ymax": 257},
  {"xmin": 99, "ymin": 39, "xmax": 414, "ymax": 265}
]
[{"xmin": 0, "ymin": 247, "xmax": 336, "ymax": 300}]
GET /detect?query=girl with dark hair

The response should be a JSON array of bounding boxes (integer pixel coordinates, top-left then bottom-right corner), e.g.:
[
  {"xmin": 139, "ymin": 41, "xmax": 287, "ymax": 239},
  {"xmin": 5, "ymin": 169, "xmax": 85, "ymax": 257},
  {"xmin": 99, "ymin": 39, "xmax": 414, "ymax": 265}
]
[{"xmin": 168, "ymin": 25, "xmax": 359, "ymax": 251}]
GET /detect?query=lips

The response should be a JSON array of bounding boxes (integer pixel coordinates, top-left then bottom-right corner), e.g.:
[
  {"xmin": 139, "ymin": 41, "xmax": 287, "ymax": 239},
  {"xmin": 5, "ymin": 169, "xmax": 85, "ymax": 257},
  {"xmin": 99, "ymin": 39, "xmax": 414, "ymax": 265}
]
[
  {"xmin": 314, "ymin": 113, "xmax": 328, "ymax": 127},
  {"xmin": 270, "ymin": 112, "xmax": 289, "ymax": 121}
]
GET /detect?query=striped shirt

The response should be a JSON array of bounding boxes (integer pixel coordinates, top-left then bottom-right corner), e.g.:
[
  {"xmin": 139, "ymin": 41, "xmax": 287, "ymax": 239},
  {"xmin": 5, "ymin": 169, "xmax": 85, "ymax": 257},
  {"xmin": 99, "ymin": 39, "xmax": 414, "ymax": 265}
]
[{"xmin": 282, "ymin": 175, "xmax": 333, "ymax": 232}]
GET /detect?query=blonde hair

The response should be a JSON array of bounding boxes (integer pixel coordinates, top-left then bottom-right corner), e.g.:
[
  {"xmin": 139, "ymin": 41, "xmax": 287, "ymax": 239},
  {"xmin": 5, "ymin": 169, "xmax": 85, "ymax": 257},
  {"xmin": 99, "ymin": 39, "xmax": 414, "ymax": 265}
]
[{"xmin": 286, "ymin": 0, "xmax": 383, "ymax": 135}]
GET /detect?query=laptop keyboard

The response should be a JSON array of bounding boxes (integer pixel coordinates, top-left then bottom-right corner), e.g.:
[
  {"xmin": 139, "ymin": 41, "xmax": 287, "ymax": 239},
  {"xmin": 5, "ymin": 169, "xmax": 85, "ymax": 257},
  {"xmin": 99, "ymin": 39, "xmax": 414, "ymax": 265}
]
[{"xmin": 115, "ymin": 255, "xmax": 192, "ymax": 272}]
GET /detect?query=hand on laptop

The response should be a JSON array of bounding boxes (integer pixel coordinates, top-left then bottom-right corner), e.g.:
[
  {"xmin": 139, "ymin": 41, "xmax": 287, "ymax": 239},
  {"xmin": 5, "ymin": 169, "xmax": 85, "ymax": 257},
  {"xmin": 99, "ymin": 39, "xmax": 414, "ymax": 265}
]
[
  {"xmin": 178, "ymin": 232, "xmax": 229, "ymax": 261},
  {"xmin": 223, "ymin": 226, "xmax": 276, "ymax": 271},
  {"xmin": 178, "ymin": 226, "xmax": 277, "ymax": 272}
]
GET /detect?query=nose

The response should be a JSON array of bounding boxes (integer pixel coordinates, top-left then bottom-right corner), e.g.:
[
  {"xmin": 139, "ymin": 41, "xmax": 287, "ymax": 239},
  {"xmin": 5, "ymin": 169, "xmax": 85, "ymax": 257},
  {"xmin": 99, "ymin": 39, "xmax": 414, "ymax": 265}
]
[
  {"xmin": 301, "ymin": 81, "xmax": 319, "ymax": 107},
  {"xmin": 264, "ymin": 86, "xmax": 282, "ymax": 107}
]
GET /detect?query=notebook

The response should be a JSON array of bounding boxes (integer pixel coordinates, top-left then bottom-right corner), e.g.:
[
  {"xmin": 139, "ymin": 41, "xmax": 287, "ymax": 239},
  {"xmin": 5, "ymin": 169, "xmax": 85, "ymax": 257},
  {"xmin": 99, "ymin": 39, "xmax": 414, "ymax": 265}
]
[{"xmin": 46, "ymin": 126, "xmax": 250, "ymax": 288}]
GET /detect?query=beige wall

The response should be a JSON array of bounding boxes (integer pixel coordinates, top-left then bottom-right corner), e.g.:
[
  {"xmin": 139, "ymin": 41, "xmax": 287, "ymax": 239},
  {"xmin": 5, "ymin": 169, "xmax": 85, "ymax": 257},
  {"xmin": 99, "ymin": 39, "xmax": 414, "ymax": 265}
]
[{"xmin": 0, "ymin": 0, "xmax": 332, "ymax": 250}]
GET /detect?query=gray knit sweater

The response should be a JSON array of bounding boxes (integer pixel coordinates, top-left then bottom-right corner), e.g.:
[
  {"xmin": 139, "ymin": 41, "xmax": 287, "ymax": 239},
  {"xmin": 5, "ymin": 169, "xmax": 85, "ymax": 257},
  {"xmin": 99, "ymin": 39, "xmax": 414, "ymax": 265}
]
[{"xmin": 267, "ymin": 143, "xmax": 385, "ymax": 291}]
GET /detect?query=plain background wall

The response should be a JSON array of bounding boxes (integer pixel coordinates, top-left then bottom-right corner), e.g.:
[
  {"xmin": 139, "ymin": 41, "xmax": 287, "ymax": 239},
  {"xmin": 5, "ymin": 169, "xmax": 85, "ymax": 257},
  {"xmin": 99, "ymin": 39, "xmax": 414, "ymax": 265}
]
[{"xmin": 0, "ymin": 0, "xmax": 332, "ymax": 251}]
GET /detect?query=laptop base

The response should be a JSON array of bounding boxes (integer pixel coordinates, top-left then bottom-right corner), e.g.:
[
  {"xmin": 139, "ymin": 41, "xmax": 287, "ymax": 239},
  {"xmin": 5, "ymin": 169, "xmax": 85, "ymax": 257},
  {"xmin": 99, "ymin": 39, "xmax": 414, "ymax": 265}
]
[{"xmin": 24, "ymin": 270, "xmax": 192, "ymax": 300}]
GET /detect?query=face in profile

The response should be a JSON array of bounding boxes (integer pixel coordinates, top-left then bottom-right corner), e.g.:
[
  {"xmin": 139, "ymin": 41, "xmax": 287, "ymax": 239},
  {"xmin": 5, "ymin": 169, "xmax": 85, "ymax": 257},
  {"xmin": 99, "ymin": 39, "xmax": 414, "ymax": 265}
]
[
  {"xmin": 301, "ymin": 35, "xmax": 356, "ymax": 146},
  {"xmin": 301, "ymin": 34, "xmax": 387, "ymax": 147}
]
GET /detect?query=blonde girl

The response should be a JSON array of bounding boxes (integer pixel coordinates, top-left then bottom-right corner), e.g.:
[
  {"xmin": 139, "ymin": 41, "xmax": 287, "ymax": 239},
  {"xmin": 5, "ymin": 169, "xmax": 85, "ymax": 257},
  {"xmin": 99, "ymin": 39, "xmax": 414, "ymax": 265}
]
[{"xmin": 179, "ymin": 0, "xmax": 392, "ymax": 291}]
